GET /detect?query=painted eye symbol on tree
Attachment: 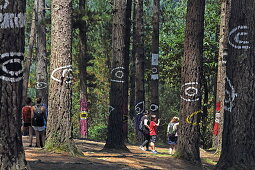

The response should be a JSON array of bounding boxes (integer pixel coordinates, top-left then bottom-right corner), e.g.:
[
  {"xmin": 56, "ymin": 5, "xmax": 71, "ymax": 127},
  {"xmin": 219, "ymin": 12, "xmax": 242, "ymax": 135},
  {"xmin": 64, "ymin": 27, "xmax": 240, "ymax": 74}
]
[
  {"xmin": 51, "ymin": 65, "xmax": 73, "ymax": 84},
  {"xmin": 0, "ymin": 52, "xmax": 24, "ymax": 82},
  {"xmin": 135, "ymin": 101, "xmax": 145, "ymax": 115},
  {"xmin": 111, "ymin": 67, "xmax": 125, "ymax": 83},
  {"xmin": 150, "ymin": 104, "xmax": 159, "ymax": 112},
  {"xmin": 180, "ymin": 82, "xmax": 199, "ymax": 102},
  {"xmin": 228, "ymin": 25, "xmax": 250, "ymax": 49},
  {"xmin": 36, "ymin": 82, "xmax": 47, "ymax": 89},
  {"xmin": 80, "ymin": 111, "xmax": 88, "ymax": 119}
]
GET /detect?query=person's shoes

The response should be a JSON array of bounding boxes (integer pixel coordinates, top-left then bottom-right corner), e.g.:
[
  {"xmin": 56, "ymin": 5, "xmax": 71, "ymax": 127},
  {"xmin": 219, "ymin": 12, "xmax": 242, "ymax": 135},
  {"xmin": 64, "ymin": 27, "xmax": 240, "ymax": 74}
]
[
  {"xmin": 151, "ymin": 150, "xmax": 158, "ymax": 154},
  {"xmin": 28, "ymin": 145, "xmax": 32, "ymax": 147},
  {"xmin": 146, "ymin": 149, "xmax": 151, "ymax": 151},
  {"xmin": 139, "ymin": 146, "xmax": 146, "ymax": 151}
]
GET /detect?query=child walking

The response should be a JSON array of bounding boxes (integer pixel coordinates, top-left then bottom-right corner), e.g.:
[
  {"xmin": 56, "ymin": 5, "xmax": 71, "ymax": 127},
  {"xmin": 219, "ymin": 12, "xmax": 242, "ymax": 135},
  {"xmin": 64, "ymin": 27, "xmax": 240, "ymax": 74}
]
[{"xmin": 149, "ymin": 115, "xmax": 160, "ymax": 154}]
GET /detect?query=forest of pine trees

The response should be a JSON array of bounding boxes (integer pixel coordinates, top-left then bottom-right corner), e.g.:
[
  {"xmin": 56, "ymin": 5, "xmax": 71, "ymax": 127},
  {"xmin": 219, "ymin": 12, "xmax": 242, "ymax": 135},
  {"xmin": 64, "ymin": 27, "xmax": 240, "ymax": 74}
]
[{"xmin": 0, "ymin": 0, "xmax": 255, "ymax": 169}]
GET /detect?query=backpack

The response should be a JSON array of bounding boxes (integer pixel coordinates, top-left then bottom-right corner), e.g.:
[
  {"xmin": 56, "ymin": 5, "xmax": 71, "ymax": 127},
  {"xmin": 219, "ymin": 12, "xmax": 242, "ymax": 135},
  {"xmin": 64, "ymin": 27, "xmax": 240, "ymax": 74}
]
[
  {"xmin": 22, "ymin": 106, "xmax": 31, "ymax": 123},
  {"xmin": 32, "ymin": 105, "xmax": 44, "ymax": 127},
  {"xmin": 167, "ymin": 123, "xmax": 176, "ymax": 136}
]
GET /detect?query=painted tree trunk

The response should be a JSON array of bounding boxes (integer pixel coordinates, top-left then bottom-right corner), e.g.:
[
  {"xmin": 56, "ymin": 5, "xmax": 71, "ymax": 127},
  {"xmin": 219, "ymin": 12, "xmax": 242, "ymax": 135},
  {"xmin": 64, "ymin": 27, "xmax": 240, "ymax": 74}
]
[
  {"xmin": 216, "ymin": 0, "xmax": 255, "ymax": 169},
  {"xmin": 0, "ymin": 0, "xmax": 28, "ymax": 169},
  {"xmin": 176, "ymin": 0, "xmax": 205, "ymax": 163},
  {"xmin": 134, "ymin": 0, "xmax": 145, "ymax": 141},
  {"xmin": 213, "ymin": 0, "xmax": 231, "ymax": 153},
  {"xmin": 150, "ymin": 0, "xmax": 160, "ymax": 115},
  {"xmin": 78, "ymin": 0, "xmax": 88, "ymax": 139},
  {"xmin": 46, "ymin": 0, "xmax": 79, "ymax": 155},
  {"xmin": 22, "ymin": 7, "xmax": 36, "ymax": 105},
  {"xmin": 36, "ymin": 0, "xmax": 48, "ymax": 105},
  {"xmin": 104, "ymin": 0, "xmax": 129, "ymax": 150}
]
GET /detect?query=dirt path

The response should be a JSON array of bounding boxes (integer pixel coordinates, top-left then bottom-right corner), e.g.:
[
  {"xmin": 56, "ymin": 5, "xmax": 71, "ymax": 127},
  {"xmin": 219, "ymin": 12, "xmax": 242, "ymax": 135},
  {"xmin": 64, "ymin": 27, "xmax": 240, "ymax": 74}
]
[{"xmin": 23, "ymin": 136, "xmax": 218, "ymax": 170}]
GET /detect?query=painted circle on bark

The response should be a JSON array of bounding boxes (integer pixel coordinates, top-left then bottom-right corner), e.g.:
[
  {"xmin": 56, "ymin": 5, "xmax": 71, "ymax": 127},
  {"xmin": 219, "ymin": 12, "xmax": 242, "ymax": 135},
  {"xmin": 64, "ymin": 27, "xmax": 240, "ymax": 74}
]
[
  {"xmin": 111, "ymin": 67, "xmax": 125, "ymax": 83},
  {"xmin": 180, "ymin": 82, "xmax": 199, "ymax": 102},
  {"xmin": 186, "ymin": 110, "xmax": 202, "ymax": 126}
]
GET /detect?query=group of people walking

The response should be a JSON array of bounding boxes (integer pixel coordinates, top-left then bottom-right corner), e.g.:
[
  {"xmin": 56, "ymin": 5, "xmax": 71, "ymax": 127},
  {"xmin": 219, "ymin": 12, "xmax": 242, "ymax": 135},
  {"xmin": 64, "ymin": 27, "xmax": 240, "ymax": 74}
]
[
  {"xmin": 139, "ymin": 111, "xmax": 179, "ymax": 154},
  {"xmin": 21, "ymin": 97, "xmax": 47, "ymax": 148}
]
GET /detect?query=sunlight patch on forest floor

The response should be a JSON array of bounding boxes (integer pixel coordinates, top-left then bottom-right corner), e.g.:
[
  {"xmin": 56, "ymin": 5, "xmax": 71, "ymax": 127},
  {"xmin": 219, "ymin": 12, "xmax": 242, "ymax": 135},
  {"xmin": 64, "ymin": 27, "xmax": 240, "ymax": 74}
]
[{"xmin": 23, "ymin": 136, "xmax": 219, "ymax": 170}]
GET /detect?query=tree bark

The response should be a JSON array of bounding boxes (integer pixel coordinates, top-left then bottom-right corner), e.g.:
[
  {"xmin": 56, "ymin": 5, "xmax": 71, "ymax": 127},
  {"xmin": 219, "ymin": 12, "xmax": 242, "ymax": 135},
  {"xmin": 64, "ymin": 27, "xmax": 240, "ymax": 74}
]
[
  {"xmin": 46, "ymin": 0, "xmax": 80, "ymax": 155},
  {"xmin": 216, "ymin": 0, "xmax": 255, "ymax": 169},
  {"xmin": 201, "ymin": 74, "xmax": 209, "ymax": 148},
  {"xmin": 150, "ymin": 0, "xmax": 160, "ymax": 115},
  {"xmin": 123, "ymin": 0, "xmax": 132, "ymax": 141},
  {"xmin": 133, "ymin": 0, "xmax": 145, "ymax": 141},
  {"xmin": 176, "ymin": 0, "xmax": 205, "ymax": 163},
  {"xmin": 0, "ymin": 0, "xmax": 28, "ymax": 169},
  {"xmin": 212, "ymin": 0, "xmax": 231, "ymax": 153},
  {"xmin": 22, "ymin": 7, "xmax": 36, "ymax": 105},
  {"xmin": 104, "ymin": 0, "xmax": 129, "ymax": 151},
  {"xmin": 36, "ymin": 0, "xmax": 48, "ymax": 105},
  {"xmin": 129, "ymin": 0, "xmax": 136, "ymax": 140},
  {"xmin": 78, "ymin": 0, "xmax": 89, "ymax": 139}
]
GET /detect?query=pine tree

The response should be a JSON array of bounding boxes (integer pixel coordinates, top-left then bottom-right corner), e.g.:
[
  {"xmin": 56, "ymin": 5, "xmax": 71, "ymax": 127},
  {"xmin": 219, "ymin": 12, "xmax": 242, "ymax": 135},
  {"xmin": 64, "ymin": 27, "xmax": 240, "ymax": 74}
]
[
  {"xmin": 177, "ymin": 0, "xmax": 205, "ymax": 163},
  {"xmin": 150, "ymin": 0, "xmax": 160, "ymax": 115},
  {"xmin": 46, "ymin": 0, "xmax": 80, "ymax": 155},
  {"xmin": 133, "ymin": 0, "xmax": 145, "ymax": 141},
  {"xmin": 216, "ymin": 0, "xmax": 255, "ymax": 169},
  {"xmin": 36, "ymin": 0, "xmax": 48, "ymax": 104},
  {"xmin": 0, "ymin": 0, "xmax": 28, "ymax": 168},
  {"xmin": 104, "ymin": 0, "xmax": 130, "ymax": 150},
  {"xmin": 22, "ymin": 2, "xmax": 36, "ymax": 105},
  {"xmin": 213, "ymin": 0, "xmax": 231, "ymax": 153}
]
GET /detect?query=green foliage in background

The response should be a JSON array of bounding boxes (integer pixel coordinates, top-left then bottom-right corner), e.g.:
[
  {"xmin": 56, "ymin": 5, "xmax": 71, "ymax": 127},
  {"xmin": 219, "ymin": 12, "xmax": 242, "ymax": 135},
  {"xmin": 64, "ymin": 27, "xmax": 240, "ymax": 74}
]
[{"xmin": 25, "ymin": 0, "xmax": 220, "ymax": 148}]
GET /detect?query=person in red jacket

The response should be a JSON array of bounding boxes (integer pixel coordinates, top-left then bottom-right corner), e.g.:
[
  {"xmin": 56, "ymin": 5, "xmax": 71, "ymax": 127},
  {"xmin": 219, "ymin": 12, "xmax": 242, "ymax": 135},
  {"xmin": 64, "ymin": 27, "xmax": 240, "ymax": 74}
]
[
  {"xmin": 22, "ymin": 97, "xmax": 33, "ymax": 147},
  {"xmin": 149, "ymin": 115, "xmax": 160, "ymax": 154}
]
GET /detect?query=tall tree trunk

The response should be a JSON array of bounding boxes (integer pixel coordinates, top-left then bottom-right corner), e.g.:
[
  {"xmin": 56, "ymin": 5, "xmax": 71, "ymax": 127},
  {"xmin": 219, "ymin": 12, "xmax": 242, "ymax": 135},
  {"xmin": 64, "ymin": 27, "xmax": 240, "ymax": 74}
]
[
  {"xmin": 123, "ymin": 0, "xmax": 132, "ymax": 141},
  {"xmin": 213, "ymin": 0, "xmax": 231, "ymax": 153},
  {"xmin": 78, "ymin": 0, "xmax": 88, "ymax": 139},
  {"xmin": 201, "ymin": 74, "xmax": 208, "ymax": 148},
  {"xmin": 104, "ymin": 0, "xmax": 129, "ymax": 150},
  {"xmin": 36, "ymin": 0, "xmax": 48, "ymax": 104},
  {"xmin": 150, "ymin": 0, "xmax": 160, "ymax": 115},
  {"xmin": 134, "ymin": 0, "xmax": 145, "ymax": 141},
  {"xmin": 129, "ymin": 36, "xmax": 136, "ymax": 119},
  {"xmin": 129, "ymin": 0, "xmax": 136, "ymax": 141},
  {"xmin": 0, "ymin": 0, "xmax": 28, "ymax": 169},
  {"xmin": 216, "ymin": 0, "xmax": 255, "ymax": 169},
  {"xmin": 22, "ymin": 7, "xmax": 36, "ymax": 105},
  {"xmin": 177, "ymin": 0, "xmax": 205, "ymax": 163},
  {"xmin": 46, "ymin": 0, "xmax": 79, "ymax": 155}
]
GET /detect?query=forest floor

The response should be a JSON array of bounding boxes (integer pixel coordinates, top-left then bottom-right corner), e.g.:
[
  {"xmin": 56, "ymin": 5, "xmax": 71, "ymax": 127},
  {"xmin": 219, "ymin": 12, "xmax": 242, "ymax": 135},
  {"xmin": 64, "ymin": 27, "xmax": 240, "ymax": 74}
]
[{"xmin": 23, "ymin": 136, "xmax": 219, "ymax": 170}]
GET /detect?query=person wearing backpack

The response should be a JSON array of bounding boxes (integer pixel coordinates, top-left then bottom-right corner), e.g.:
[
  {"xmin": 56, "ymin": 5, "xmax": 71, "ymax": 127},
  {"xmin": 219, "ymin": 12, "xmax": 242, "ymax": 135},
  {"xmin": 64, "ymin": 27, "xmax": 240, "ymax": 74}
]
[
  {"xmin": 167, "ymin": 116, "xmax": 179, "ymax": 154},
  {"xmin": 31, "ymin": 98, "xmax": 47, "ymax": 148},
  {"xmin": 21, "ymin": 97, "xmax": 33, "ymax": 147},
  {"xmin": 139, "ymin": 111, "xmax": 151, "ymax": 151}
]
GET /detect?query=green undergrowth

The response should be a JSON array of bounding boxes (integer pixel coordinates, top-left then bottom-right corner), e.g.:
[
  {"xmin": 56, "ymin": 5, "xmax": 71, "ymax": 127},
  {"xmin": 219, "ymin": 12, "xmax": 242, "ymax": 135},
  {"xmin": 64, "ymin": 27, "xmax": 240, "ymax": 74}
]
[{"xmin": 44, "ymin": 140, "xmax": 83, "ymax": 157}]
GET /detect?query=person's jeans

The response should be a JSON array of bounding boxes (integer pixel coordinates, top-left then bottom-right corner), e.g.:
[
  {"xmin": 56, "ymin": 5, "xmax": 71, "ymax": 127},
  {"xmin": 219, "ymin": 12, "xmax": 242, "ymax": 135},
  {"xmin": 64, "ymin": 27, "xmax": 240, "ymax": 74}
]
[{"xmin": 141, "ymin": 131, "xmax": 151, "ymax": 149}]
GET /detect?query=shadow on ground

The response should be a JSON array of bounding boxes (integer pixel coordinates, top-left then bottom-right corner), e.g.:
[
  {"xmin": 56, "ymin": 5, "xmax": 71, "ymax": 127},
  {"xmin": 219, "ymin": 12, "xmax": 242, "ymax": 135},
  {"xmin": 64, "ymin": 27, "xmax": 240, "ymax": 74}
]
[{"xmin": 23, "ymin": 136, "xmax": 218, "ymax": 170}]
